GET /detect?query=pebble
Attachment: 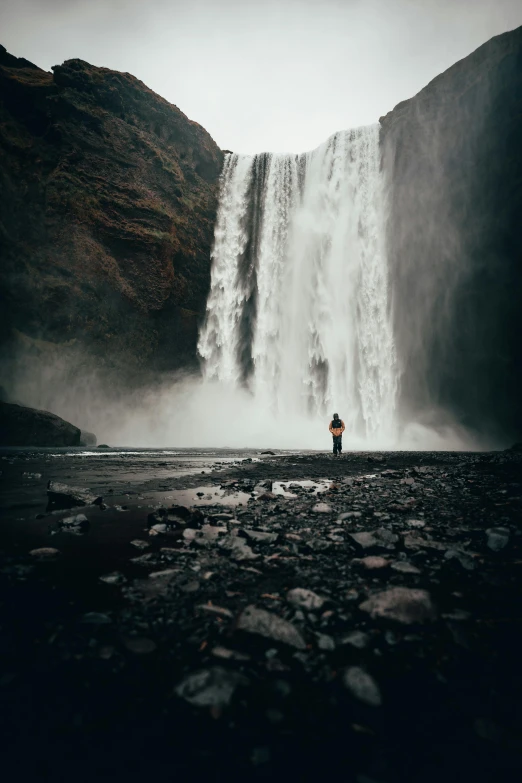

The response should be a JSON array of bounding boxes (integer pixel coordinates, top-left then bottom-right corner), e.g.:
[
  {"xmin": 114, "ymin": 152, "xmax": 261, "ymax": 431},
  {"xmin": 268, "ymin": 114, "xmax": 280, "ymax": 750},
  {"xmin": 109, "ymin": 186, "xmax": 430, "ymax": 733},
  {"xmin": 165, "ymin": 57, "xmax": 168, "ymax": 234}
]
[
  {"xmin": 338, "ymin": 511, "xmax": 362, "ymax": 521},
  {"xmin": 198, "ymin": 604, "xmax": 233, "ymax": 618},
  {"xmin": 29, "ymin": 547, "xmax": 60, "ymax": 558},
  {"xmin": 211, "ymin": 646, "xmax": 250, "ymax": 660},
  {"xmin": 312, "ymin": 503, "xmax": 333, "ymax": 513},
  {"xmin": 237, "ymin": 605, "xmax": 306, "ymax": 649},
  {"xmin": 406, "ymin": 519, "xmax": 426, "ymax": 528},
  {"xmin": 175, "ymin": 667, "xmax": 248, "ymax": 707},
  {"xmin": 359, "ymin": 587, "xmax": 437, "ymax": 624},
  {"xmin": 349, "ymin": 532, "xmax": 377, "ymax": 549},
  {"xmin": 486, "ymin": 527, "xmax": 510, "ymax": 551},
  {"xmin": 316, "ymin": 633, "xmax": 335, "ymax": 650},
  {"xmin": 130, "ymin": 540, "xmax": 149, "ymax": 549},
  {"xmin": 286, "ymin": 588, "xmax": 325, "ymax": 611},
  {"xmin": 148, "ymin": 569, "xmax": 178, "ymax": 579},
  {"xmin": 57, "ymin": 513, "xmax": 89, "ymax": 534},
  {"xmin": 99, "ymin": 572, "xmax": 126, "ymax": 585},
  {"xmin": 122, "ymin": 637, "xmax": 157, "ymax": 654},
  {"xmin": 80, "ymin": 612, "xmax": 112, "ymax": 624},
  {"xmin": 343, "ymin": 666, "xmax": 382, "ymax": 706},
  {"xmin": 390, "ymin": 561, "xmax": 421, "ymax": 574},
  {"xmin": 341, "ymin": 630, "xmax": 370, "ymax": 649},
  {"xmin": 241, "ymin": 529, "xmax": 278, "ymax": 543},
  {"xmin": 354, "ymin": 556, "xmax": 389, "ymax": 570}
]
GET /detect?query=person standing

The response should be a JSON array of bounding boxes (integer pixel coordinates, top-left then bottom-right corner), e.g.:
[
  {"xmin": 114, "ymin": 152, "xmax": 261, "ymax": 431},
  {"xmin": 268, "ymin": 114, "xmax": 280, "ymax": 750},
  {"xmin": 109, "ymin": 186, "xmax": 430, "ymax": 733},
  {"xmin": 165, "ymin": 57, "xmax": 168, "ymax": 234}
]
[{"xmin": 329, "ymin": 413, "xmax": 345, "ymax": 455}]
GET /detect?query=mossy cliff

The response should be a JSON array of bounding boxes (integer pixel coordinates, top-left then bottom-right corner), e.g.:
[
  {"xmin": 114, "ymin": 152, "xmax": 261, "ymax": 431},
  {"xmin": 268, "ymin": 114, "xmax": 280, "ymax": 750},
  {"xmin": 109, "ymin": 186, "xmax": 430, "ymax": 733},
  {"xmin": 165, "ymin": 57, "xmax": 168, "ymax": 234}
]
[{"xmin": 0, "ymin": 45, "xmax": 223, "ymax": 375}]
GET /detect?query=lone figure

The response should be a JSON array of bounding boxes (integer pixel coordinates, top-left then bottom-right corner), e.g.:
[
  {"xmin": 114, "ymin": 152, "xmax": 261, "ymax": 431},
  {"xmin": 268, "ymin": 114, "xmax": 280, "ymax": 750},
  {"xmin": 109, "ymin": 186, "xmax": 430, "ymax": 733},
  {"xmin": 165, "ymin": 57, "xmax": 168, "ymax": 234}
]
[{"xmin": 329, "ymin": 413, "xmax": 345, "ymax": 455}]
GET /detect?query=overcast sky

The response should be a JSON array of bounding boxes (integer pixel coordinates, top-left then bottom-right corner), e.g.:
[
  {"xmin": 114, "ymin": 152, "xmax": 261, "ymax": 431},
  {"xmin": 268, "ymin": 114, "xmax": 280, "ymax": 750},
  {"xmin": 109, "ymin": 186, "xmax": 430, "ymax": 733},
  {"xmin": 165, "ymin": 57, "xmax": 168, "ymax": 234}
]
[{"xmin": 2, "ymin": 0, "xmax": 521, "ymax": 153}]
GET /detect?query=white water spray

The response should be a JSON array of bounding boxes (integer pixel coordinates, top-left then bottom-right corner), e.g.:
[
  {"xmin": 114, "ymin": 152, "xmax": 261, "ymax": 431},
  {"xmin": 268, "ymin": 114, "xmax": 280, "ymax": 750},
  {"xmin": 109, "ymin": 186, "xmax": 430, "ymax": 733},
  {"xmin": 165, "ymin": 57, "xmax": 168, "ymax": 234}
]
[{"xmin": 199, "ymin": 125, "xmax": 398, "ymax": 443}]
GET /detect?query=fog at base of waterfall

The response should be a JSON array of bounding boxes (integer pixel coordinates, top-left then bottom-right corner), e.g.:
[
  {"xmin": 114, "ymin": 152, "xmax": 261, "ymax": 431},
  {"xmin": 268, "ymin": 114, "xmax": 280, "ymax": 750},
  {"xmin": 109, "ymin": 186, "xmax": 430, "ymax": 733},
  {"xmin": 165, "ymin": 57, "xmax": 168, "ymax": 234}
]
[{"xmin": 76, "ymin": 377, "xmax": 483, "ymax": 451}]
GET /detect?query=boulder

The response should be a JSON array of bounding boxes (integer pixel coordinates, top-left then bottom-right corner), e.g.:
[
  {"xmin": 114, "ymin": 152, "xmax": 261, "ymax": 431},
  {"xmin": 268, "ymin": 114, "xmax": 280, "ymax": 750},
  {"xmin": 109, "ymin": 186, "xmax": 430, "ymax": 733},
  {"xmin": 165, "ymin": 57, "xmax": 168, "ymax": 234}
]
[
  {"xmin": 47, "ymin": 480, "xmax": 102, "ymax": 510},
  {"xmin": 0, "ymin": 402, "xmax": 81, "ymax": 447}
]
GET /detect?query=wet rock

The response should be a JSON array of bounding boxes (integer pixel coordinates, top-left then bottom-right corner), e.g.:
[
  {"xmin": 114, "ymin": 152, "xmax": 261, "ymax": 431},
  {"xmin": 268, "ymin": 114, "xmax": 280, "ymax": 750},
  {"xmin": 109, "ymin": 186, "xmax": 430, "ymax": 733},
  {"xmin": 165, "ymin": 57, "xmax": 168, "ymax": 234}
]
[
  {"xmin": 307, "ymin": 538, "xmax": 332, "ymax": 552},
  {"xmin": 29, "ymin": 547, "xmax": 60, "ymax": 558},
  {"xmin": 312, "ymin": 502, "xmax": 333, "ymax": 513},
  {"xmin": 237, "ymin": 605, "xmax": 306, "ymax": 649},
  {"xmin": 391, "ymin": 561, "xmax": 421, "ymax": 574},
  {"xmin": 343, "ymin": 667, "xmax": 382, "ymax": 706},
  {"xmin": 444, "ymin": 549, "xmax": 476, "ymax": 570},
  {"xmin": 122, "ymin": 637, "xmax": 157, "ymax": 654},
  {"xmin": 58, "ymin": 513, "xmax": 89, "ymax": 534},
  {"xmin": 359, "ymin": 587, "xmax": 437, "ymax": 624},
  {"xmin": 47, "ymin": 481, "xmax": 102, "ymax": 510},
  {"xmin": 338, "ymin": 511, "xmax": 362, "ymax": 521},
  {"xmin": 211, "ymin": 646, "xmax": 250, "ymax": 660},
  {"xmin": 486, "ymin": 527, "xmax": 510, "ymax": 551},
  {"xmin": 406, "ymin": 519, "xmax": 426, "ymax": 528},
  {"xmin": 80, "ymin": 612, "xmax": 112, "ymax": 624},
  {"xmin": 175, "ymin": 667, "xmax": 249, "ymax": 708},
  {"xmin": 316, "ymin": 633, "xmax": 335, "ymax": 650},
  {"xmin": 191, "ymin": 524, "xmax": 227, "ymax": 547},
  {"xmin": 240, "ymin": 529, "xmax": 278, "ymax": 544},
  {"xmin": 99, "ymin": 572, "xmax": 126, "ymax": 585},
  {"xmin": 341, "ymin": 630, "xmax": 370, "ymax": 649},
  {"xmin": 261, "ymin": 451, "xmax": 275, "ymax": 455},
  {"xmin": 197, "ymin": 604, "xmax": 233, "ymax": 618},
  {"xmin": 149, "ymin": 568, "xmax": 178, "ymax": 580},
  {"xmin": 130, "ymin": 553, "xmax": 154, "ymax": 565},
  {"xmin": 180, "ymin": 579, "xmax": 200, "ymax": 593},
  {"xmin": 353, "ymin": 556, "xmax": 390, "ymax": 570},
  {"xmin": 349, "ymin": 532, "xmax": 378, "ymax": 549},
  {"xmin": 219, "ymin": 534, "xmax": 259, "ymax": 561},
  {"xmin": 150, "ymin": 523, "xmax": 168, "ymax": 535},
  {"xmin": 403, "ymin": 532, "xmax": 446, "ymax": 551},
  {"xmin": 130, "ymin": 539, "xmax": 149, "ymax": 549},
  {"xmin": 257, "ymin": 492, "xmax": 277, "ymax": 501},
  {"xmin": 374, "ymin": 528, "xmax": 399, "ymax": 547},
  {"xmin": 286, "ymin": 587, "xmax": 325, "ymax": 611},
  {"xmin": 388, "ymin": 503, "xmax": 412, "ymax": 513}
]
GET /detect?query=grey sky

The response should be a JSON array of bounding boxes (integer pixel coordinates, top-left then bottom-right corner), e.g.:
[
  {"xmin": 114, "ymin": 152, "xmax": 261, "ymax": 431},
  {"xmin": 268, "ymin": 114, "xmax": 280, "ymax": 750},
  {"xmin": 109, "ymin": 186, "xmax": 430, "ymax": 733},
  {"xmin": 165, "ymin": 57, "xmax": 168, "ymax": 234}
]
[{"xmin": 2, "ymin": 0, "xmax": 521, "ymax": 153}]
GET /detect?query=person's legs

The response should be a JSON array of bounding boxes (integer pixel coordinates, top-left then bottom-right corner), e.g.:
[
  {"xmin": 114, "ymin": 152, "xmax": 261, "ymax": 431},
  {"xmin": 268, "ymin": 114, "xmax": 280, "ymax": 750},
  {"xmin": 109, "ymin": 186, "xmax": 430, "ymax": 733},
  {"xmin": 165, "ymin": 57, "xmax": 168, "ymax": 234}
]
[
  {"xmin": 338, "ymin": 436, "xmax": 342, "ymax": 454},
  {"xmin": 332, "ymin": 437, "xmax": 337, "ymax": 455}
]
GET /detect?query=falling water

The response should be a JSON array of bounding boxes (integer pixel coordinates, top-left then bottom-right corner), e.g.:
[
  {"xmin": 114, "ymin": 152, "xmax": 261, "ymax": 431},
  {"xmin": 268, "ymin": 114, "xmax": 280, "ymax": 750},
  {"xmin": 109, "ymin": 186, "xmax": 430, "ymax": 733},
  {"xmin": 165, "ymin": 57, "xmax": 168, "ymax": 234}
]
[{"xmin": 198, "ymin": 125, "xmax": 397, "ymax": 440}]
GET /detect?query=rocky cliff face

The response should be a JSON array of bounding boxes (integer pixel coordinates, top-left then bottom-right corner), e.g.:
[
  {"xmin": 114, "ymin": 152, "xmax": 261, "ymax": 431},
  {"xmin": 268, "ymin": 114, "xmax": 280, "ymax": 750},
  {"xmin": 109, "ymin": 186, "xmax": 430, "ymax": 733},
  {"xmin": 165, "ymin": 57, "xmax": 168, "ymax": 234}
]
[
  {"xmin": 380, "ymin": 26, "xmax": 522, "ymax": 444},
  {"xmin": 0, "ymin": 45, "xmax": 223, "ymax": 379}
]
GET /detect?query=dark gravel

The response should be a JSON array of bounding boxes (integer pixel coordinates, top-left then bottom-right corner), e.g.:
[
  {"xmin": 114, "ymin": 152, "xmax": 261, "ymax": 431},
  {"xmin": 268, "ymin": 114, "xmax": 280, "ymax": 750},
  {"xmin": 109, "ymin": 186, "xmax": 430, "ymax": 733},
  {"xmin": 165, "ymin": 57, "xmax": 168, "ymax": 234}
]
[{"xmin": 1, "ymin": 447, "xmax": 521, "ymax": 782}]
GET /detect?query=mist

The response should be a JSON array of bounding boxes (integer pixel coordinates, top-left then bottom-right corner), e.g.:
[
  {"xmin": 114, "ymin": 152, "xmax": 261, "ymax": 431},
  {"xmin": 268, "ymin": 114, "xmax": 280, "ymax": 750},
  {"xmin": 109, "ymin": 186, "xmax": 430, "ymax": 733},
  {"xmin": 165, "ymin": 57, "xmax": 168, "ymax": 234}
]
[{"xmin": 1, "ymin": 338, "xmax": 489, "ymax": 451}]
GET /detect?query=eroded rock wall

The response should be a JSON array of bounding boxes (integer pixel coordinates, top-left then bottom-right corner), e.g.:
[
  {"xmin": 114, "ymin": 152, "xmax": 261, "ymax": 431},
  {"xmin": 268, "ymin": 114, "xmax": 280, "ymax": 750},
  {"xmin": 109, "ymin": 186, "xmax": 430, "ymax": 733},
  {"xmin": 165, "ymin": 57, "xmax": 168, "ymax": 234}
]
[
  {"xmin": 0, "ymin": 45, "xmax": 223, "ymax": 379},
  {"xmin": 380, "ymin": 26, "xmax": 522, "ymax": 444}
]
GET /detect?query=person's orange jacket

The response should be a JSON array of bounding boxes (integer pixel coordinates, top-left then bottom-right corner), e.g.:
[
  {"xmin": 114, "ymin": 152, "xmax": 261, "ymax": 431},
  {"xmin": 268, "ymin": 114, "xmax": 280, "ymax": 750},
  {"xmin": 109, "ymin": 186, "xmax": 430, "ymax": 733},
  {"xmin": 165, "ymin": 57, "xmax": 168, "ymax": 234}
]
[{"xmin": 329, "ymin": 419, "xmax": 345, "ymax": 437}]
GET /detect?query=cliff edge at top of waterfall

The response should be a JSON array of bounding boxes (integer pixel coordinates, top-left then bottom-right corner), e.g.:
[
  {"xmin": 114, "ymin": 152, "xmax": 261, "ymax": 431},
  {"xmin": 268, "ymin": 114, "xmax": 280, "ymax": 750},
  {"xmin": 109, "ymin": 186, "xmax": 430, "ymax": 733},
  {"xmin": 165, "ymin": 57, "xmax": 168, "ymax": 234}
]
[
  {"xmin": 0, "ymin": 44, "xmax": 224, "ymax": 380},
  {"xmin": 379, "ymin": 24, "xmax": 522, "ymax": 127}
]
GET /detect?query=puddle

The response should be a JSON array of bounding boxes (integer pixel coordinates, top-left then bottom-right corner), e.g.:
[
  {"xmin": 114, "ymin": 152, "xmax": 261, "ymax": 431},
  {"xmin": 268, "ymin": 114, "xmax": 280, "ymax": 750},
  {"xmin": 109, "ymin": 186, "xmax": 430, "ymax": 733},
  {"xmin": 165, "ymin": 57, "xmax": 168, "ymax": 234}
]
[
  {"xmin": 273, "ymin": 480, "xmax": 330, "ymax": 497},
  {"xmin": 148, "ymin": 486, "xmax": 253, "ymax": 508}
]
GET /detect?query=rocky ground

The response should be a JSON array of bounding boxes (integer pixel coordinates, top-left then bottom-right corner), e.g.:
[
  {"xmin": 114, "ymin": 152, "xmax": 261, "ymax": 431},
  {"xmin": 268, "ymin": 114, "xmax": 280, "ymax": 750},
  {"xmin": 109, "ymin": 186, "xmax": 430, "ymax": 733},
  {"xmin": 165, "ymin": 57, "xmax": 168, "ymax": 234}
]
[{"xmin": 1, "ymin": 447, "xmax": 521, "ymax": 782}]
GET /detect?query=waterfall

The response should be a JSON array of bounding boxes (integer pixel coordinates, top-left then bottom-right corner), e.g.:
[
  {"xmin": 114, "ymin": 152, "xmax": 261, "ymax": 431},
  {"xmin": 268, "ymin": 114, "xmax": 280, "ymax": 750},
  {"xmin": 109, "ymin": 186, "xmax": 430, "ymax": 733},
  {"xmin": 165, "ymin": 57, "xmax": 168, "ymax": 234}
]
[{"xmin": 198, "ymin": 125, "xmax": 397, "ymax": 440}]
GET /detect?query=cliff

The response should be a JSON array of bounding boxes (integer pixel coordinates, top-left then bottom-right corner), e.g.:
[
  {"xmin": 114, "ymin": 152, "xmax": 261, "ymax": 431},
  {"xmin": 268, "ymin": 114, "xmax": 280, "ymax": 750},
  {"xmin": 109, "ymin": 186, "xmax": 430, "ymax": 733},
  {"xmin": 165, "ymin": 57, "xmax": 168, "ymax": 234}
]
[
  {"xmin": 380, "ymin": 25, "xmax": 522, "ymax": 443},
  {"xmin": 0, "ymin": 45, "xmax": 223, "ymax": 377}
]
